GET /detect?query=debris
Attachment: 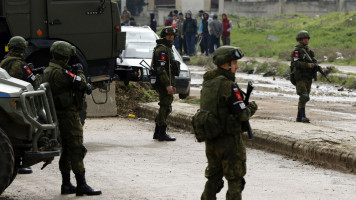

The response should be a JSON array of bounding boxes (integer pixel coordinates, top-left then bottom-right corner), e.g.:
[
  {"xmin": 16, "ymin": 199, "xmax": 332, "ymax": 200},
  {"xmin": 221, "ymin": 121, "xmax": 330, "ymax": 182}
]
[
  {"xmin": 323, "ymin": 56, "xmax": 328, "ymax": 62},
  {"xmin": 247, "ymin": 69, "xmax": 254, "ymax": 74},
  {"xmin": 338, "ymin": 87, "xmax": 344, "ymax": 91},
  {"xmin": 266, "ymin": 35, "xmax": 279, "ymax": 41},
  {"xmin": 263, "ymin": 70, "xmax": 276, "ymax": 77},
  {"xmin": 336, "ymin": 52, "xmax": 344, "ymax": 60}
]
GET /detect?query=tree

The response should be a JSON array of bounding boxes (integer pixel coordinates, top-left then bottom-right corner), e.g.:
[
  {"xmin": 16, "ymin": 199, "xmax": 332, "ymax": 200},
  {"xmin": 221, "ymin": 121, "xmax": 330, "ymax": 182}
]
[{"xmin": 127, "ymin": 0, "xmax": 147, "ymax": 16}]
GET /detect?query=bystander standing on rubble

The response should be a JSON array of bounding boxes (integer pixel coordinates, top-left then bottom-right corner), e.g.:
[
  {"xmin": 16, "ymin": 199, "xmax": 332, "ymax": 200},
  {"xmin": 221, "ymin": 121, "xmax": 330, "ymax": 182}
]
[
  {"xmin": 222, "ymin": 13, "xmax": 233, "ymax": 45},
  {"xmin": 209, "ymin": 14, "xmax": 223, "ymax": 54},
  {"xmin": 121, "ymin": 6, "xmax": 131, "ymax": 26}
]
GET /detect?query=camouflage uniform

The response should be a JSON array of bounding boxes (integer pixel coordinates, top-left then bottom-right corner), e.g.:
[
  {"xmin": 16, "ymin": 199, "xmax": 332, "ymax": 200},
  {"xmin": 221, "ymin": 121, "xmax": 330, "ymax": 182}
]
[
  {"xmin": 291, "ymin": 31, "xmax": 315, "ymax": 122},
  {"xmin": 201, "ymin": 47, "xmax": 257, "ymax": 200},
  {"xmin": 0, "ymin": 36, "xmax": 41, "ymax": 175},
  {"xmin": 152, "ymin": 27, "xmax": 180, "ymax": 141},
  {"xmin": 291, "ymin": 43, "xmax": 314, "ymax": 109},
  {"xmin": 154, "ymin": 38, "xmax": 180, "ymax": 126},
  {"xmin": 44, "ymin": 59, "xmax": 87, "ymax": 174},
  {"xmin": 44, "ymin": 41, "xmax": 101, "ymax": 196},
  {"xmin": 0, "ymin": 36, "xmax": 41, "ymax": 89}
]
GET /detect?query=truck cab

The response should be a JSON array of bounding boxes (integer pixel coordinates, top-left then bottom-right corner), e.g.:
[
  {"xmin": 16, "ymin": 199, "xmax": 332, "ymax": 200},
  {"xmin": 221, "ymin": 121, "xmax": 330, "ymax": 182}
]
[{"xmin": 0, "ymin": 0, "xmax": 126, "ymax": 87}]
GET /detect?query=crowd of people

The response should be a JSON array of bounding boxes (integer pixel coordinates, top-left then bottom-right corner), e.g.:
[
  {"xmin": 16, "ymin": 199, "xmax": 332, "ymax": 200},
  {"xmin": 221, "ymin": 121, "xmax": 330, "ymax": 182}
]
[{"xmin": 152, "ymin": 9, "xmax": 234, "ymax": 56}]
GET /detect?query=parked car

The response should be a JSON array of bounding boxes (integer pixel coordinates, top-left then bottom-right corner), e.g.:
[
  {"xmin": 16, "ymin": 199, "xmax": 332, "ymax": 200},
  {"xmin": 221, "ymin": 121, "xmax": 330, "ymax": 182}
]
[
  {"xmin": 122, "ymin": 26, "xmax": 159, "ymax": 41},
  {"xmin": 118, "ymin": 26, "xmax": 191, "ymax": 99}
]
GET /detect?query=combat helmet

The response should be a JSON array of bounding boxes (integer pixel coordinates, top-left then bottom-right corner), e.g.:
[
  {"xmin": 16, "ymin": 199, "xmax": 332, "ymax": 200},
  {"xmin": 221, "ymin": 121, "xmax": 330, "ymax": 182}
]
[
  {"xmin": 296, "ymin": 30, "xmax": 310, "ymax": 41},
  {"xmin": 160, "ymin": 26, "xmax": 177, "ymax": 38},
  {"xmin": 8, "ymin": 36, "xmax": 28, "ymax": 52},
  {"xmin": 213, "ymin": 46, "xmax": 244, "ymax": 66},
  {"xmin": 50, "ymin": 41, "xmax": 76, "ymax": 60}
]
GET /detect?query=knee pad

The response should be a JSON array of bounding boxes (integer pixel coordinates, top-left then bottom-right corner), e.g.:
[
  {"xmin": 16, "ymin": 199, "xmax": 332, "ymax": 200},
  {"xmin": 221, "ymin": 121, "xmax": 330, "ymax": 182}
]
[
  {"xmin": 206, "ymin": 178, "xmax": 224, "ymax": 194},
  {"xmin": 72, "ymin": 145, "xmax": 87, "ymax": 159},
  {"xmin": 300, "ymin": 93, "xmax": 310, "ymax": 102},
  {"xmin": 216, "ymin": 180, "xmax": 224, "ymax": 193}
]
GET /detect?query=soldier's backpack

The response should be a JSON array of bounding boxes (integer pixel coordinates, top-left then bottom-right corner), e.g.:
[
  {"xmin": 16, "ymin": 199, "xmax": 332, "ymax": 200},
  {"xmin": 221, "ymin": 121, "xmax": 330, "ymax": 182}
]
[{"xmin": 191, "ymin": 75, "xmax": 226, "ymax": 142}]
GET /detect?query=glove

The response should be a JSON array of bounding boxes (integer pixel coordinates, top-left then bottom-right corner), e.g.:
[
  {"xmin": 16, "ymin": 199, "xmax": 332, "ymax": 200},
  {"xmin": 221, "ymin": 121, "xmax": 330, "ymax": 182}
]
[
  {"xmin": 308, "ymin": 63, "xmax": 318, "ymax": 69},
  {"xmin": 85, "ymin": 83, "xmax": 92, "ymax": 95},
  {"xmin": 71, "ymin": 63, "xmax": 84, "ymax": 74},
  {"xmin": 247, "ymin": 101, "xmax": 258, "ymax": 116}
]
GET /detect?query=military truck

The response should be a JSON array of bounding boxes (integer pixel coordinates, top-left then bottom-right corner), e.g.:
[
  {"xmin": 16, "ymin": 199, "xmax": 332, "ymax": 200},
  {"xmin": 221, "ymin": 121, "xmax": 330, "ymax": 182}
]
[
  {"xmin": 0, "ymin": 0, "xmax": 126, "ymax": 90},
  {"xmin": 0, "ymin": 68, "xmax": 59, "ymax": 195}
]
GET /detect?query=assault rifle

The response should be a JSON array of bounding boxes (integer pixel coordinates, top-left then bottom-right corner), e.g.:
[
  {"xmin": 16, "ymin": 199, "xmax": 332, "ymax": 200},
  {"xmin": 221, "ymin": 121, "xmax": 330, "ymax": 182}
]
[
  {"xmin": 305, "ymin": 57, "xmax": 332, "ymax": 83},
  {"xmin": 243, "ymin": 80, "xmax": 254, "ymax": 139}
]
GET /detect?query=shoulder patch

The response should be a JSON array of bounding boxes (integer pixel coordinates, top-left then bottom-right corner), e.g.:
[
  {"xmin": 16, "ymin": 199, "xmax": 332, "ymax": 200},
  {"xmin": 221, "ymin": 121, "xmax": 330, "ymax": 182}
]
[
  {"xmin": 293, "ymin": 50, "xmax": 299, "ymax": 61},
  {"xmin": 65, "ymin": 70, "xmax": 76, "ymax": 78},
  {"xmin": 23, "ymin": 65, "xmax": 33, "ymax": 75},
  {"xmin": 233, "ymin": 87, "xmax": 243, "ymax": 101},
  {"xmin": 160, "ymin": 52, "xmax": 166, "ymax": 61}
]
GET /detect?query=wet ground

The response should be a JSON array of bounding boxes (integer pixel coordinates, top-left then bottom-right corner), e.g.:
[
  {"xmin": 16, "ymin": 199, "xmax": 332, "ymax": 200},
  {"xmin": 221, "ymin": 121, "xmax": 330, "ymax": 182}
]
[
  {"xmin": 2, "ymin": 118, "xmax": 356, "ymax": 200},
  {"xmin": 188, "ymin": 64, "xmax": 356, "ymax": 132}
]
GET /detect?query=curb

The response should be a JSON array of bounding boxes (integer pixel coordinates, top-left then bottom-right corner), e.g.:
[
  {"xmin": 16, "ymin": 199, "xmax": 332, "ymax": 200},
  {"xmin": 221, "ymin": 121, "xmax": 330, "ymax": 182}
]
[{"xmin": 137, "ymin": 103, "xmax": 356, "ymax": 174}]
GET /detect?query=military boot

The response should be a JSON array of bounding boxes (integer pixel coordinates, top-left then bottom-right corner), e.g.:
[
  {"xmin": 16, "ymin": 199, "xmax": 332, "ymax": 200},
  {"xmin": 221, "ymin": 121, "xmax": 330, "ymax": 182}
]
[
  {"xmin": 61, "ymin": 173, "xmax": 76, "ymax": 195},
  {"xmin": 75, "ymin": 172, "xmax": 102, "ymax": 196},
  {"xmin": 296, "ymin": 109, "xmax": 303, "ymax": 122},
  {"xmin": 158, "ymin": 126, "xmax": 176, "ymax": 141},
  {"xmin": 153, "ymin": 125, "xmax": 159, "ymax": 140},
  {"xmin": 18, "ymin": 167, "xmax": 33, "ymax": 174},
  {"xmin": 301, "ymin": 108, "xmax": 310, "ymax": 123}
]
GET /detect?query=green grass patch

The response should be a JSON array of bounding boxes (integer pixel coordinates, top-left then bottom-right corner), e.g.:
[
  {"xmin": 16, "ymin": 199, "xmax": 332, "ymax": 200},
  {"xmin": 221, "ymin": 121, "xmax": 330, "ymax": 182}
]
[
  {"xmin": 227, "ymin": 12, "xmax": 356, "ymax": 64},
  {"xmin": 239, "ymin": 60, "xmax": 290, "ymax": 77},
  {"xmin": 188, "ymin": 56, "xmax": 215, "ymax": 69},
  {"xmin": 182, "ymin": 97, "xmax": 201, "ymax": 105}
]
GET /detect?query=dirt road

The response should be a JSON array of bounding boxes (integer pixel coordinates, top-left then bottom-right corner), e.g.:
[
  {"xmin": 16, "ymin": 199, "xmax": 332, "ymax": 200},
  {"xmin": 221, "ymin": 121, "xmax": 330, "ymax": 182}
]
[
  {"xmin": 2, "ymin": 118, "xmax": 356, "ymax": 200},
  {"xmin": 189, "ymin": 65, "xmax": 356, "ymax": 132}
]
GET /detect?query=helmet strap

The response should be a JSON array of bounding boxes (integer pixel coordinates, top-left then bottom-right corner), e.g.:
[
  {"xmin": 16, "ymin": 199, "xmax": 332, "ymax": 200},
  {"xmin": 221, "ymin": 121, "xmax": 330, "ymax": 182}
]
[{"xmin": 229, "ymin": 61, "xmax": 232, "ymax": 71}]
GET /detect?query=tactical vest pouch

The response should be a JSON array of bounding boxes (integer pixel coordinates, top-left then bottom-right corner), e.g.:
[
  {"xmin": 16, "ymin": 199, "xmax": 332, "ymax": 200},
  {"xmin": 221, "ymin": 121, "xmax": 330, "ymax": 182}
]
[
  {"xmin": 290, "ymin": 65, "xmax": 296, "ymax": 86},
  {"xmin": 149, "ymin": 69, "xmax": 159, "ymax": 90},
  {"xmin": 191, "ymin": 75, "xmax": 226, "ymax": 142},
  {"xmin": 172, "ymin": 60, "xmax": 180, "ymax": 76},
  {"xmin": 53, "ymin": 91, "xmax": 73, "ymax": 110},
  {"xmin": 192, "ymin": 109, "xmax": 222, "ymax": 142},
  {"xmin": 74, "ymin": 90, "xmax": 85, "ymax": 110}
]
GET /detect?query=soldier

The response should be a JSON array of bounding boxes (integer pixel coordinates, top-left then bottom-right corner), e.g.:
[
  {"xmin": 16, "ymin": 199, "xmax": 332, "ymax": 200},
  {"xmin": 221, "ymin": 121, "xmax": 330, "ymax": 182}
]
[
  {"xmin": 0, "ymin": 36, "xmax": 41, "ymax": 89},
  {"xmin": 200, "ymin": 46, "xmax": 257, "ymax": 200},
  {"xmin": 291, "ymin": 30, "xmax": 318, "ymax": 123},
  {"xmin": 0, "ymin": 36, "xmax": 42, "ymax": 175},
  {"xmin": 152, "ymin": 26, "xmax": 180, "ymax": 141},
  {"xmin": 44, "ymin": 41, "xmax": 101, "ymax": 196}
]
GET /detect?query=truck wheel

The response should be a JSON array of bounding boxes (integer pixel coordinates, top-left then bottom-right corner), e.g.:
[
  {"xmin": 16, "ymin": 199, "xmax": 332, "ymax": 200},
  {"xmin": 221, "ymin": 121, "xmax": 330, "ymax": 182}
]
[
  {"xmin": 179, "ymin": 88, "xmax": 190, "ymax": 99},
  {"xmin": 0, "ymin": 128, "xmax": 15, "ymax": 195}
]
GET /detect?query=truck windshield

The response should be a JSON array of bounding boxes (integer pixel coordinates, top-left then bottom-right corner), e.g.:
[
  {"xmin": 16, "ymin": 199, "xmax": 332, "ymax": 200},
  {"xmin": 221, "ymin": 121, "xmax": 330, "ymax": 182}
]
[{"xmin": 124, "ymin": 42, "xmax": 155, "ymax": 59}]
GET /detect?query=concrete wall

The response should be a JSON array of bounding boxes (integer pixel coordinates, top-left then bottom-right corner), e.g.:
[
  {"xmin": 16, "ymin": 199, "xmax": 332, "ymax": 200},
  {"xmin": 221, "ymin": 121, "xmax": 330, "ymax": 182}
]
[{"xmin": 221, "ymin": 0, "xmax": 356, "ymax": 17}]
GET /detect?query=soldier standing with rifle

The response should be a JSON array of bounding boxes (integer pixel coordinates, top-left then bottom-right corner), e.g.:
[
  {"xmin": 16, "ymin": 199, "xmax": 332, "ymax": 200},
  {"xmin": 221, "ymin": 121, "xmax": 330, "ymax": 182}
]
[
  {"xmin": 44, "ymin": 41, "xmax": 100, "ymax": 196},
  {"xmin": 199, "ymin": 46, "xmax": 257, "ymax": 200},
  {"xmin": 291, "ymin": 30, "xmax": 329, "ymax": 123},
  {"xmin": 0, "ymin": 36, "xmax": 42, "ymax": 175},
  {"xmin": 152, "ymin": 27, "xmax": 180, "ymax": 141}
]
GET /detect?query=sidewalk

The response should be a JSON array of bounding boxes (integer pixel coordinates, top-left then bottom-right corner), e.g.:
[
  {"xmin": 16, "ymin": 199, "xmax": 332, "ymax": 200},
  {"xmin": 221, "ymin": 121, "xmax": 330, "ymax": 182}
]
[{"xmin": 137, "ymin": 102, "xmax": 356, "ymax": 174}]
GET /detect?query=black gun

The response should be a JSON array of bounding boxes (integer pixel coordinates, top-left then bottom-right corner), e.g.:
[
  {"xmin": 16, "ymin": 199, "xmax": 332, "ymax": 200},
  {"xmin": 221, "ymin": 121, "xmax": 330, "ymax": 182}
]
[
  {"xmin": 243, "ymin": 80, "xmax": 254, "ymax": 139},
  {"xmin": 313, "ymin": 64, "xmax": 332, "ymax": 83},
  {"xmin": 304, "ymin": 57, "xmax": 332, "ymax": 83}
]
